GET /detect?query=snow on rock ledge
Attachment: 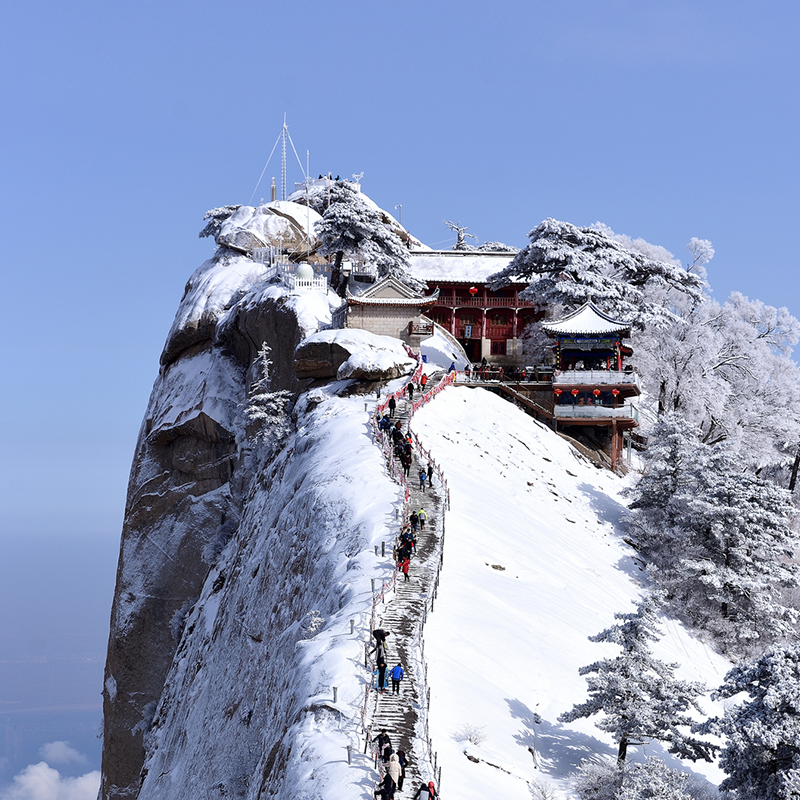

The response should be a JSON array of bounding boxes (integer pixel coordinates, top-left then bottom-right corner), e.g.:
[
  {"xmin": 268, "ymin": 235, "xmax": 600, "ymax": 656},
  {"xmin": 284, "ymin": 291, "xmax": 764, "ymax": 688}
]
[
  {"xmin": 161, "ymin": 255, "xmax": 271, "ymax": 367},
  {"xmin": 295, "ymin": 328, "xmax": 416, "ymax": 380}
]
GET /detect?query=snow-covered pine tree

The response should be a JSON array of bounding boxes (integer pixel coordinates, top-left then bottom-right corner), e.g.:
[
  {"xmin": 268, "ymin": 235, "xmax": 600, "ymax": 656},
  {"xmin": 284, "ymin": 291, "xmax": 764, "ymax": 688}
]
[
  {"xmin": 314, "ymin": 182, "xmax": 422, "ymax": 296},
  {"xmin": 670, "ymin": 447, "xmax": 799, "ymax": 651},
  {"xmin": 245, "ymin": 344, "xmax": 293, "ymax": 451},
  {"xmin": 558, "ymin": 594, "xmax": 714, "ymax": 764},
  {"xmin": 477, "ymin": 240, "xmax": 519, "ymax": 253},
  {"xmin": 627, "ymin": 419, "xmax": 800, "ymax": 652},
  {"xmin": 695, "ymin": 644, "xmax": 800, "ymax": 800},
  {"xmin": 199, "ymin": 205, "xmax": 242, "ymax": 240},
  {"xmin": 624, "ymin": 414, "xmax": 708, "ymax": 566},
  {"xmin": 489, "ymin": 219, "xmax": 706, "ymax": 329}
]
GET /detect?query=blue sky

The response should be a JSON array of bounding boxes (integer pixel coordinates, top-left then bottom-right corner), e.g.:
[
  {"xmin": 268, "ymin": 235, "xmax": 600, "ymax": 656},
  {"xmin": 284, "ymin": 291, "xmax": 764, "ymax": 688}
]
[{"xmin": 1, "ymin": 0, "xmax": 799, "ymax": 783}]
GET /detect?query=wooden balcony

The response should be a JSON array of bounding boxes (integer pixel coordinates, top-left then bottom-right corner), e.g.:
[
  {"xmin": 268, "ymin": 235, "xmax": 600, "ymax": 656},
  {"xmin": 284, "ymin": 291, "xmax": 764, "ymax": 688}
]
[
  {"xmin": 485, "ymin": 325, "xmax": 513, "ymax": 339},
  {"xmin": 436, "ymin": 295, "xmax": 537, "ymax": 308}
]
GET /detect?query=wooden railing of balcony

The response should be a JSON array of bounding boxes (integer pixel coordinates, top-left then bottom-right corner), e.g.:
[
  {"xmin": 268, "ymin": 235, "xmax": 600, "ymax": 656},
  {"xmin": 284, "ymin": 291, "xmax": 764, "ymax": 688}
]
[
  {"xmin": 485, "ymin": 325, "xmax": 513, "ymax": 339},
  {"xmin": 436, "ymin": 295, "xmax": 536, "ymax": 308}
]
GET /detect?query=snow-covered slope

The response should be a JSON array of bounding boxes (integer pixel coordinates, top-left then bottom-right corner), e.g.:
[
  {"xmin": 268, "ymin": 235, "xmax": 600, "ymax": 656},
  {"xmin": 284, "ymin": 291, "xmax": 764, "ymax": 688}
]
[{"xmin": 411, "ymin": 389, "xmax": 729, "ymax": 797}]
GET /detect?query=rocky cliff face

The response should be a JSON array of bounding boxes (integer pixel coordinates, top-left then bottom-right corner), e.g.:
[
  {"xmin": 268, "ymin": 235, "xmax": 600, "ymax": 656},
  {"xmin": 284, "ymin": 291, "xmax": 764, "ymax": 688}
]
[
  {"xmin": 101, "ymin": 253, "xmax": 324, "ymax": 798},
  {"xmin": 101, "ymin": 252, "xmax": 411, "ymax": 799}
]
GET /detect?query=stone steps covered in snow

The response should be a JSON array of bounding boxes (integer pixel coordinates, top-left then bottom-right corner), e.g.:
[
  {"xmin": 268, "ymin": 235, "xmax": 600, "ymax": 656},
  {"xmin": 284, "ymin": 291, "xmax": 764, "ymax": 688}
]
[{"xmin": 368, "ymin": 393, "xmax": 444, "ymax": 795}]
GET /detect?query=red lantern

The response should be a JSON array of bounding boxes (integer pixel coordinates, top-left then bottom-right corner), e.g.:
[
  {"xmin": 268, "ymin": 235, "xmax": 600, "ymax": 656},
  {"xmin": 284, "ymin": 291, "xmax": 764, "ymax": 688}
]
[
  {"xmin": 592, "ymin": 389, "xmax": 601, "ymax": 397},
  {"xmin": 571, "ymin": 389, "xmax": 579, "ymax": 397},
  {"xmin": 469, "ymin": 286, "xmax": 478, "ymax": 296},
  {"xmin": 611, "ymin": 388, "xmax": 620, "ymax": 396},
  {"xmin": 554, "ymin": 388, "xmax": 562, "ymax": 396}
]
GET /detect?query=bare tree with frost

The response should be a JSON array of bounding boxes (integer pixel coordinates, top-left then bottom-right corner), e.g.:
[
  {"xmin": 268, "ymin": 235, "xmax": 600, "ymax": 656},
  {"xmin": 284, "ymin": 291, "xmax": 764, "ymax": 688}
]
[
  {"xmin": 635, "ymin": 292, "xmax": 800, "ymax": 469},
  {"xmin": 443, "ymin": 220, "xmax": 477, "ymax": 251},
  {"xmin": 558, "ymin": 594, "xmax": 714, "ymax": 764},
  {"xmin": 245, "ymin": 344, "xmax": 293, "ymax": 450},
  {"xmin": 695, "ymin": 644, "xmax": 800, "ymax": 800}
]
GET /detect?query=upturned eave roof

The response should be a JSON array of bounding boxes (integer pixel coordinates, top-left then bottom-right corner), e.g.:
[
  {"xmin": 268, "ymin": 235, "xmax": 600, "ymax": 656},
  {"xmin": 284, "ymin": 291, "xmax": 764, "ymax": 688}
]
[{"xmin": 541, "ymin": 302, "xmax": 631, "ymax": 337}]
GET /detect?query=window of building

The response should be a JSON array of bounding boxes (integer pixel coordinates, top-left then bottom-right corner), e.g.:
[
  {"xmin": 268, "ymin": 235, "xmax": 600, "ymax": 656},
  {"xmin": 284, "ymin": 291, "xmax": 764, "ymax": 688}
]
[
  {"xmin": 491, "ymin": 340, "xmax": 507, "ymax": 355},
  {"xmin": 460, "ymin": 313, "xmax": 478, "ymax": 326},
  {"xmin": 491, "ymin": 313, "xmax": 509, "ymax": 326}
]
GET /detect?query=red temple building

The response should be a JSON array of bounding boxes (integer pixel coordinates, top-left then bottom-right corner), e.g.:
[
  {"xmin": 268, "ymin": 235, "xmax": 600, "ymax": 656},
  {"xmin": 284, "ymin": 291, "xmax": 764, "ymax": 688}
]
[
  {"xmin": 409, "ymin": 252, "xmax": 542, "ymax": 364},
  {"xmin": 542, "ymin": 302, "xmax": 641, "ymax": 469}
]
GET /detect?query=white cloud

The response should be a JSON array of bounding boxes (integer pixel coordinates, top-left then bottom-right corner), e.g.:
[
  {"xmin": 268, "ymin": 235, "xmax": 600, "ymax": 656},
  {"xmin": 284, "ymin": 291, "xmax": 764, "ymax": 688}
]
[
  {"xmin": 0, "ymin": 763, "xmax": 100, "ymax": 800},
  {"xmin": 36, "ymin": 744, "xmax": 86, "ymax": 767}
]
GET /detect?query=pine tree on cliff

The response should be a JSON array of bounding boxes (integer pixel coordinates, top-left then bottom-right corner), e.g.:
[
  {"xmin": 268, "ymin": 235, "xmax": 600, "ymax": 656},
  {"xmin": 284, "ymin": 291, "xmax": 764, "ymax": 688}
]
[
  {"xmin": 199, "ymin": 205, "xmax": 242, "ymax": 240},
  {"xmin": 558, "ymin": 594, "xmax": 714, "ymax": 764},
  {"xmin": 489, "ymin": 218, "xmax": 705, "ymax": 329},
  {"xmin": 245, "ymin": 344, "xmax": 293, "ymax": 450},
  {"xmin": 314, "ymin": 182, "xmax": 422, "ymax": 296}
]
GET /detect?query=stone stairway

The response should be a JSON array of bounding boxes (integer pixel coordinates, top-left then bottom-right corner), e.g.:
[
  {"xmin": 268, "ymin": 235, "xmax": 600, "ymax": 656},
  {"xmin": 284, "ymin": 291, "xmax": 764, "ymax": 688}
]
[{"xmin": 368, "ymin": 393, "xmax": 444, "ymax": 795}]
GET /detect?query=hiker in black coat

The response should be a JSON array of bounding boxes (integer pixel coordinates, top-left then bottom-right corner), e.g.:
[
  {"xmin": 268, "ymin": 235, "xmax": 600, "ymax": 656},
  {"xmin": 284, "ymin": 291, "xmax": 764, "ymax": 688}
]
[
  {"xmin": 372, "ymin": 730, "xmax": 392, "ymax": 763},
  {"xmin": 376, "ymin": 655, "xmax": 388, "ymax": 693},
  {"xmin": 377, "ymin": 772, "xmax": 396, "ymax": 799},
  {"xmin": 396, "ymin": 750, "xmax": 408, "ymax": 791},
  {"xmin": 388, "ymin": 396, "xmax": 396, "ymax": 418},
  {"xmin": 372, "ymin": 629, "xmax": 390, "ymax": 646},
  {"xmin": 407, "ymin": 382, "xmax": 415, "ymax": 402}
]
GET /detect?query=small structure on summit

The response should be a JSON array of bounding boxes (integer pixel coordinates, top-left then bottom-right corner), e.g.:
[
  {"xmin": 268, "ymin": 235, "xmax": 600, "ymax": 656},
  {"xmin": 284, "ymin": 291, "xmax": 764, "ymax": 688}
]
[
  {"xmin": 542, "ymin": 302, "xmax": 641, "ymax": 469},
  {"xmin": 332, "ymin": 275, "xmax": 440, "ymax": 351}
]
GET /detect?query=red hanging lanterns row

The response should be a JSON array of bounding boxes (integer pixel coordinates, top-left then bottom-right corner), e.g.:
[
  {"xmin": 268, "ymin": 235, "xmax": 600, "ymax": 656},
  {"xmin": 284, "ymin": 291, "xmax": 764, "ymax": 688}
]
[{"xmin": 554, "ymin": 387, "xmax": 622, "ymax": 397}]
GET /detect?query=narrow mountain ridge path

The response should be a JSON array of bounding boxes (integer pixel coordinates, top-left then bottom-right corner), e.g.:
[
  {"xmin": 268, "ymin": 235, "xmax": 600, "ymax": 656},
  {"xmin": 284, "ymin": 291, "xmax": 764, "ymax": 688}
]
[{"xmin": 368, "ymin": 392, "xmax": 444, "ymax": 795}]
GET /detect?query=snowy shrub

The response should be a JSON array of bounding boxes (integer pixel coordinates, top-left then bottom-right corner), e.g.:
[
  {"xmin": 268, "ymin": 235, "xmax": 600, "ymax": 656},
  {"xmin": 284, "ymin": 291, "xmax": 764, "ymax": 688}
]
[
  {"xmin": 617, "ymin": 757, "xmax": 692, "ymax": 800},
  {"xmin": 572, "ymin": 758, "xmax": 698, "ymax": 800},
  {"xmin": 299, "ymin": 610, "xmax": 325, "ymax": 640},
  {"xmin": 571, "ymin": 760, "xmax": 620, "ymax": 800},
  {"xmin": 169, "ymin": 600, "xmax": 194, "ymax": 642},
  {"xmin": 478, "ymin": 240, "xmax": 519, "ymax": 253},
  {"xmin": 452, "ymin": 723, "xmax": 487, "ymax": 745},
  {"xmin": 529, "ymin": 778, "xmax": 558, "ymax": 799}
]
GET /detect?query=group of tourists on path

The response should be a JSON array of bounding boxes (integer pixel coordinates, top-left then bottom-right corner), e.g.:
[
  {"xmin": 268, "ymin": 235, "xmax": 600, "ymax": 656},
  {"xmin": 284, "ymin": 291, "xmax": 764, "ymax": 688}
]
[
  {"xmin": 372, "ymin": 725, "xmax": 437, "ymax": 800},
  {"xmin": 371, "ymin": 372, "xmax": 439, "ymax": 799}
]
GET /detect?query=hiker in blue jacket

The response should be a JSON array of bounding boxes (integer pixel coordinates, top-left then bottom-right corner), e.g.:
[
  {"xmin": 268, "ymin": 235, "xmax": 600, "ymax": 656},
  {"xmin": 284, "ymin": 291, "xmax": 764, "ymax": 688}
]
[{"xmin": 390, "ymin": 663, "xmax": 404, "ymax": 694}]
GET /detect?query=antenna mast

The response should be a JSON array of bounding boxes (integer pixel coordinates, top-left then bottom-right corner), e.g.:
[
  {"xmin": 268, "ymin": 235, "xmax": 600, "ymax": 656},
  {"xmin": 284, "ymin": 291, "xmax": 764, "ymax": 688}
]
[{"xmin": 281, "ymin": 114, "xmax": 287, "ymax": 201}]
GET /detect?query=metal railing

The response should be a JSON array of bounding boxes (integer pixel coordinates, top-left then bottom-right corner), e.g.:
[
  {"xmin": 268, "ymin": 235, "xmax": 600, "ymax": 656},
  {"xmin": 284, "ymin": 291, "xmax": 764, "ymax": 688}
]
[
  {"xmin": 554, "ymin": 369, "xmax": 640, "ymax": 387},
  {"xmin": 554, "ymin": 404, "xmax": 639, "ymax": 422},
  {"xmin": 363, "ymin": 360, "xmax": 454, "ymax": 795}
]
